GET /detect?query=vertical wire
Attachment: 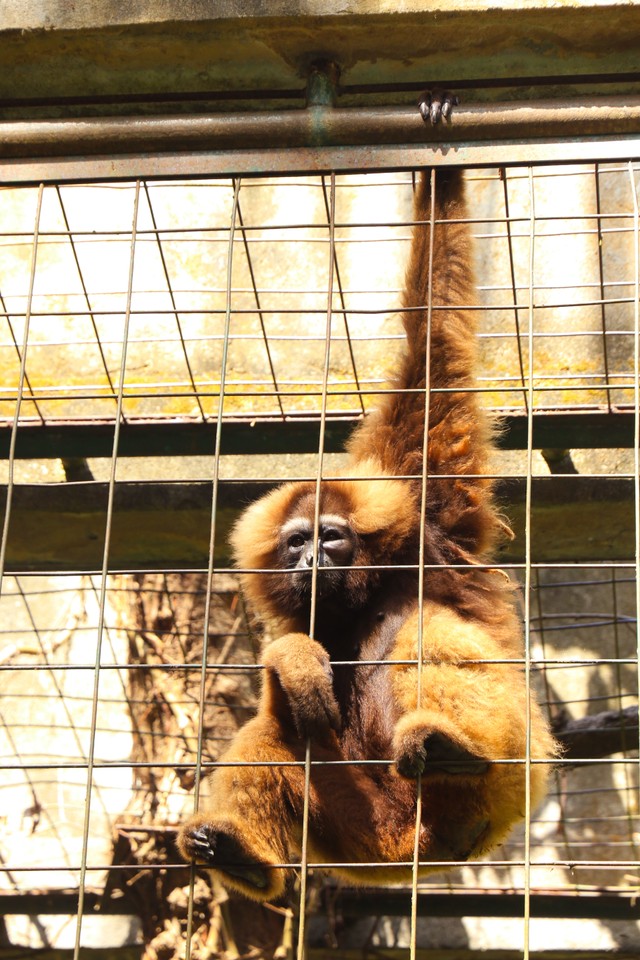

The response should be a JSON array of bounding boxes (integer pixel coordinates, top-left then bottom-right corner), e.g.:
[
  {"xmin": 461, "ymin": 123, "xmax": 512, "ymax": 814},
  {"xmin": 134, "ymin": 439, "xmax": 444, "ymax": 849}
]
[
  {"xmin": 607, "ymin": 563, "xmax": 639, "ymax": 858},
  {"xmin": 86, "ymin": 576, "xmax": 152, "ymax": 769},
  {"xmin": 501, "ymin": 168, "xmax": 529, "ymax": 414},
  {"xmin": 628, "ymin": 162, "xmax": 640, "ymax": 775},
  {"xmin": 533, "ymin": 569, "xmax": 573, "ymax": 865},
  {"xmin": 73, "ymin": 180, "xmax": 141, "ymax": 960},
  {"xmin": 522, "ymin": 167, "xmax": 536, "ymax": 960},
  {"xmin": 296, "ymin": 171, "xmax": 338, "ymax": 960},
  {"xmin": 3, "ymin": 308, "xmax": 45, "ymax": 423},
  {"xmin": 0, "ymin": 184, "xmax": 44, "ymax": 598},
  {"xmin": 13, "ymin": 578, "xmax": 103, "ymax": 825},
  {"xmin": 142, "ymin": 182, "xmax": 205, "ymax": 418},
  {"xmin": 320, "ymin": 175, "xmax": 365, "ymax": 415},
  {"xmin": 234, "ymin": 183, "xmax": 285, "ymax": 417},
  {"xmin": 183, "ymin": 178, "xmax": 241, "ymax": 960},
  {"xmin": 55, "ymin": 185, "xmax": 116, "ymax": 397},
  {"xmin": 593, "ymin": 164, "xmax": 613, "ymax": 413},
  {"xmin": 409, "ymin": 167, "xmax": 437, "ymax": 960}
]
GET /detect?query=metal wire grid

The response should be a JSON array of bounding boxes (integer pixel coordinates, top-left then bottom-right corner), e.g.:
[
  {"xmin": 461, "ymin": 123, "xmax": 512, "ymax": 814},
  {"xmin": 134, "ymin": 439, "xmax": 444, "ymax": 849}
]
[
  {"xmin": 0, "ymin": 162, "xmax": 639, "ymax": 958},
  {"xmin": 0, "ymin": 165, "xmax": 638, "ymax": 429}
]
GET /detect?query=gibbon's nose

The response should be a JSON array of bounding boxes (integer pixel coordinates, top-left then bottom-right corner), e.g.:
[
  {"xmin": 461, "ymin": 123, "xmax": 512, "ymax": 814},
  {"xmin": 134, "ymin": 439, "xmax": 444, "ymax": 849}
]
[{"xmin": 302, "ymin": 544, "xmax": 326, "ymax": 567}]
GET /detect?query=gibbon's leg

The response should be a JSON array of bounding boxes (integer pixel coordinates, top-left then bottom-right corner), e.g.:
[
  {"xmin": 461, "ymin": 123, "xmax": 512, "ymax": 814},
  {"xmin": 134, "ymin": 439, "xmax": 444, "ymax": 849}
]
[
  {"xmin": 177, "ymin": 709, "xmax": 436, "ymax": 900},
  {"xmin": 387, "ymin": 601, "xmax": 558, "ymax": 858},
  {"xmin": 177, "ymin": 633, "xmax": 338, "ymax": 900},
  {"xmin": 177, "ymin": 709, "xmax": 311, "ymax": 902},
  {"xmin": 391, "ymin": 605, "xmax": 524, "ymax": 780}
]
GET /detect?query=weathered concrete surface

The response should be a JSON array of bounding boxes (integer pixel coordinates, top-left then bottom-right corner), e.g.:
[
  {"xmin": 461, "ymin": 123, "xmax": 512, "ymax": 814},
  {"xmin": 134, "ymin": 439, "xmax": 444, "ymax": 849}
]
[{"xmin": 1, "ymin": 3, "xmax": 640, "ymax": 112}]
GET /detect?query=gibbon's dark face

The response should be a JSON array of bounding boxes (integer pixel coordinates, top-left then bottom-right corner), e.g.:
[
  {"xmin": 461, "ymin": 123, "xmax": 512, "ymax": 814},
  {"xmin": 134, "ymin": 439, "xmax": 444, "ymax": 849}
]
[{"xmin": 277, "ymin": 514, "xmax": 355, "ymax": 601}]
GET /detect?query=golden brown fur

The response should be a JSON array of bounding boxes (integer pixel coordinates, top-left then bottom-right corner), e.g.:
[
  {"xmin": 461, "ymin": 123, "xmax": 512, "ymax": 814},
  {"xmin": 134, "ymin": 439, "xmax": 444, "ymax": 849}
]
[{"xmin": 177, "ymin": 168, "xmax": 558, "ymax": 901}]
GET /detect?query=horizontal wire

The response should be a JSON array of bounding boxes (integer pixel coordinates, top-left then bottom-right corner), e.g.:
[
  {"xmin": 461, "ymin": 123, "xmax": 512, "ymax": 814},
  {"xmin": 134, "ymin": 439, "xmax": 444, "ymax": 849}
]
[
  {"xmin": 1, "ymin": 859, "xmax": 637, "ymax": 873},
  {"xmin": 2, "ymin": 658, "xmax": 637, "ymax": 673},
  {"xmin": 0, "ymin": 209, "xmax": 637, "ymax": 239},
  {"xmin": 0, "ymin": 755, "xmax": 637, "ymax": 771}
]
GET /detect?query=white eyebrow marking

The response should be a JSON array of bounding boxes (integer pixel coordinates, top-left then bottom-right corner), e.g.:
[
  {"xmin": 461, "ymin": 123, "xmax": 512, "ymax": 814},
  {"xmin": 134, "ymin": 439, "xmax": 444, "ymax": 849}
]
[
  {"xmin": 280, "ymin": 517, "xmax": 312, "ymax": 537},
  {"xmin": 317, "ymin": 514, "xmax": 349, "ymax": 528},
  {"xmin": 280, "ymin": 513, "xmax": 347, "ymax": 537}
]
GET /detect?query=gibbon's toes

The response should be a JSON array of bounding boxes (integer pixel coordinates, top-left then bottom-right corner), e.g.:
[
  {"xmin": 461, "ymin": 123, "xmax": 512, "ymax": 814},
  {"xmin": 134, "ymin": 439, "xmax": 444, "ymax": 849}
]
[
  {"xmin": 422, "ymin": 730, "xmax": 491, "ymax": 775},
  {"xmin": 395, "ymin": 721, "xmax": 428, "ymax": 777},
  {"xmin": 181, "ymin": 823, "xmax": 270, "ymax": 891},
  {"xmin": 418, "ymin": 89, "xmax": 459, "ymax": 125},
  {"xmin": 427, "ymin": 818, "xmax": 491, "ymax": 863},
  {"xmin": 396, "ymin": 740, "xmax": 427, "ymax": 779},
  {"xmin": 396, "ymin": 728, "xmax": 490, "ymax": 778}
]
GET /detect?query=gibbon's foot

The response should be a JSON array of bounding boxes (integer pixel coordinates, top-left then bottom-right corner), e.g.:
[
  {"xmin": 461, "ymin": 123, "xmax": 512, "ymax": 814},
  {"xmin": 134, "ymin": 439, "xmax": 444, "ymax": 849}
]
[
  {"xmin": 427, "ymin": 818, "xmax": 491, "ymax": 864},
  {"xmin": 181, "ymin": 822, "xmax": 271, "ymax": 891},
  {"xmin": 263, "ymin": 633, "xmax": 341, "ymax": 742},
  {"xmin": 396, "ymin": 728, "xmax": 490, "ymax": 778},
  {"xmin": 418, "ymin": 89, "xmax": 459, "ymax": 125}
]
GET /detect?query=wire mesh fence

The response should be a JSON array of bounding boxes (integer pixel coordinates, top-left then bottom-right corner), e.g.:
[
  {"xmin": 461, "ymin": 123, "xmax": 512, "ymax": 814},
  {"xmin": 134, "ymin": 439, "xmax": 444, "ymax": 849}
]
[{"xmin": 0, "ymin": 160, "xmax": 639, "ymax": 958}]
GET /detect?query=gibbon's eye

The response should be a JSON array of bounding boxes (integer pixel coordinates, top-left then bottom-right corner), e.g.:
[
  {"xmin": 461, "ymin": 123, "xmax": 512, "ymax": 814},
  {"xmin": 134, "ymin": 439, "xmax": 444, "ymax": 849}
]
[
  {"xmin": 322, "ymin": 527, "xmax": 343, "ymax": 542},
  {"xmin": 287, "ymin": 532, "xmax": 307, "ymax": 551}
]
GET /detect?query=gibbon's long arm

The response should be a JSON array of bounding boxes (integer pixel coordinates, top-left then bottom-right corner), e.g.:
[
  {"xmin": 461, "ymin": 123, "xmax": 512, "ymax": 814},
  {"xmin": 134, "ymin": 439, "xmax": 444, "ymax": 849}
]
[{"xmin": 347, "ymin": 169, "xmax": 500, "ymax": 559}]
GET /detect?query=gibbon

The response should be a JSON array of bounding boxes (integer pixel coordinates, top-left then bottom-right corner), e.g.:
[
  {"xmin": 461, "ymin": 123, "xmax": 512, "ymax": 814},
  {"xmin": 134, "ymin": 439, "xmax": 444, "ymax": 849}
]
[{"xmin": 178, "ymin": 107, "xmax": 557, "ymax": 901}]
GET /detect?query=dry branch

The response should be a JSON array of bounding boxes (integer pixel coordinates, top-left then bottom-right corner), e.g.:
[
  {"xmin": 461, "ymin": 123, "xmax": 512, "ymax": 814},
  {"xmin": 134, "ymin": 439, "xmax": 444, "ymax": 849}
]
[{"xmin": 552, "ymin": 705, "xmax": 639, "ymax": 764}]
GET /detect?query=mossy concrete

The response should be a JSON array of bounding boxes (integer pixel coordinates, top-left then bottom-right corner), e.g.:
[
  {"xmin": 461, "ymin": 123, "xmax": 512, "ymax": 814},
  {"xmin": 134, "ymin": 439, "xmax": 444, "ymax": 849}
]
[{"xmin": 2, "ymin": 3, "xmax": 640, "ymax": 115}]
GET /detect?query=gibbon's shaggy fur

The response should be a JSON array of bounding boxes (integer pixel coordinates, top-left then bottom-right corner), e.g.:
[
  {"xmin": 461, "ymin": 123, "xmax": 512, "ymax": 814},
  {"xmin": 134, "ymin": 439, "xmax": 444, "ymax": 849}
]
[{"xmin": 177, "ymin": 164, "xmax": 558, "ymax": 902}]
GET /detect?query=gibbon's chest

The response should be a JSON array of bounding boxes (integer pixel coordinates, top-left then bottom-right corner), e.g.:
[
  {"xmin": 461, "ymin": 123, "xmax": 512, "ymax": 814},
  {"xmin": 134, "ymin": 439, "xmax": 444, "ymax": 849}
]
[{"xmin": 331, "ymin": 598, "xmax": 414, "ymax": 764}]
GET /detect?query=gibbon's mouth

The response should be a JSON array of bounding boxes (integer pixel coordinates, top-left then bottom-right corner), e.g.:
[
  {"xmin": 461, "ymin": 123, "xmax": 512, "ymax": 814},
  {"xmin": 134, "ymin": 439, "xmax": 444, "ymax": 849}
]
[{"xmin": 290, "ymin": 566, "xmax": 345, "ymax": 598}]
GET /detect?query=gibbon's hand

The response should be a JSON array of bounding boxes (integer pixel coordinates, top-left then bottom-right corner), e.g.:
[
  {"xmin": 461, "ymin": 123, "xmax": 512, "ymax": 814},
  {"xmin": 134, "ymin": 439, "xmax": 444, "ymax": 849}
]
[
  {"xmin": 263, "ymin": 633, "xmax": 342, "ymax": 741},
  {"xmin": 178, "ymin": 818, "xmax": 271, "ymax": 891},
  {"xmin": 418, "ymin": 89, "xmax": 459, "ymax": 125}
]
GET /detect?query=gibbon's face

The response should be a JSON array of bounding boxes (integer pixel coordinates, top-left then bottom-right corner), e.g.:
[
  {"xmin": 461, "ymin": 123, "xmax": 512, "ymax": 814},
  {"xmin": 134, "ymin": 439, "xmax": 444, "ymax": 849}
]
[{"xmin": 277, "ymin": 513, "xmax": 355, "ymax": 601}]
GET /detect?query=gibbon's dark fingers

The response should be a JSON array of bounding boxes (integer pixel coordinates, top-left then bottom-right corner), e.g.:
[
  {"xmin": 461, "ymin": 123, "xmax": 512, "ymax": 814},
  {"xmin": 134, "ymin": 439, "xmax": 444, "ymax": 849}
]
[
  {"xmin": 418, "ymin": 89, "xmax": 460, "ymax": 124},
  {"xmin": 262, "ymin": 632, "xmax": 342, "ymax": 741},
  {"xmin": 180, "ymin": 822, "xmax": 271, "ymax": 891}
]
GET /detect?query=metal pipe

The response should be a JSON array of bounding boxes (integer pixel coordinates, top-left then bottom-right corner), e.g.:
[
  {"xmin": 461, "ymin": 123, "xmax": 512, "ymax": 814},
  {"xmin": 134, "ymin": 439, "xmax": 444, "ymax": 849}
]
[{"xmin": 1, "ymin": 95, "xmax": 640, "ymax": 159}]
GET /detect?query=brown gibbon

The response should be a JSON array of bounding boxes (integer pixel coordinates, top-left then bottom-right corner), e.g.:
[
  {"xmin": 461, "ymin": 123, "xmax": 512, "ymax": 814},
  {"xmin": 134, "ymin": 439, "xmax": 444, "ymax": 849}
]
[{"xmin": 177, "ymin": 112, "xmax": 557, "ymax": 901}]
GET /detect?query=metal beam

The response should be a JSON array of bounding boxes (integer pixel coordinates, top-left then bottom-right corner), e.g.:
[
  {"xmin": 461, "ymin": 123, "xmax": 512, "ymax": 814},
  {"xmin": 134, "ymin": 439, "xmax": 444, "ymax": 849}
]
[
  {"xmin": 0, "ymin": 476, "xmax": 634, "ymax": 572},
  {"xmin": 0, "ymin": 888, "xmax": 636, "ymax": 922},
  {"xmin": 5, "ymin": 135, "xmax": 640, "ymax": 183},
  {"xmin": 329, "ymin": 888, "xmax": 640, "ymax": 921},
  {"xmin": 0, "ymin": 412, "xmax": 635, "ymax": 461}
]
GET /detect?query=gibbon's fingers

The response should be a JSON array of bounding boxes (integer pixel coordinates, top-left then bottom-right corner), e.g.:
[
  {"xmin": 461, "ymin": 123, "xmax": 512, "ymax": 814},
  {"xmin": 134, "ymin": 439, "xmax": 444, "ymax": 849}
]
[
  {"xmin": 179, "ymin": 821, "xmax": 271, "ymax": 892},
  {"xmin": 262, "ymin": 633, "xmax": 342, "ymax": 741},
  {"xmin": 418, "ymin": 89, "xmax": 460, "ymax": 124}
]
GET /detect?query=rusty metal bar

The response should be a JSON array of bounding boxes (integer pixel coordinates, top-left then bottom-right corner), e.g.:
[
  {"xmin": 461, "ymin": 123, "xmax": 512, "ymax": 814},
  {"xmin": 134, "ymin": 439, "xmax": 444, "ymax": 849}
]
[{"xmin": 4, "ymin": 139, "xmax": 640, "ymax": 184}]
